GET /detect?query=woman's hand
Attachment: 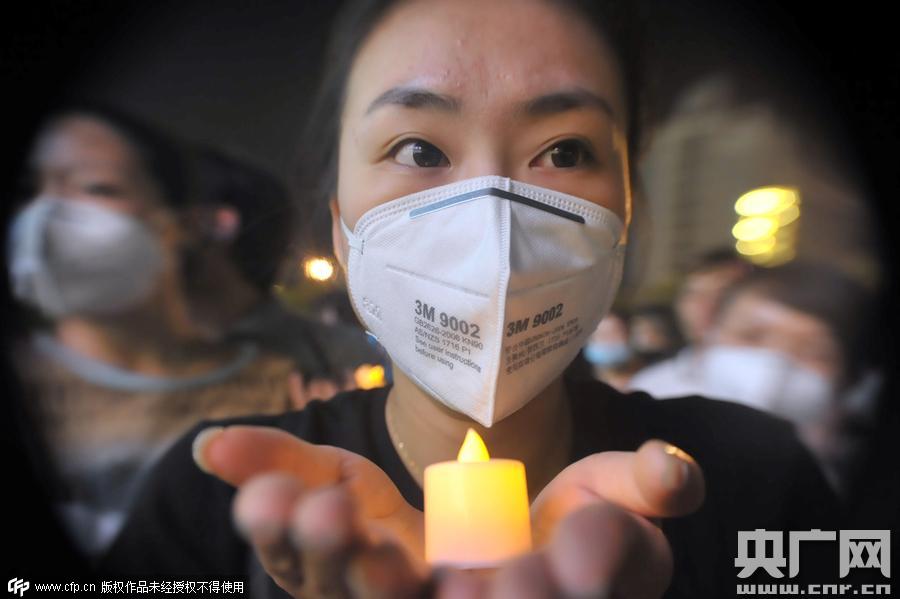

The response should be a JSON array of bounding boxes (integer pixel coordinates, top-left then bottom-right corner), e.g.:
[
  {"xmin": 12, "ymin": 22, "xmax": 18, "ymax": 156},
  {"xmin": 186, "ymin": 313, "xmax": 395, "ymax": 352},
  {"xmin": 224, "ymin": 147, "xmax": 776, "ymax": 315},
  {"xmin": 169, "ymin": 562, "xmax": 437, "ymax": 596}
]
[
  {"xmin": 193, "ymin": 427, "xmax": 704, "ymax": 598},
  {"xmin": 192, "ymin": 425, "xmax": 426, "ymax": 596},
  {"xmin": 525, "ymin": 440, "xmax": 706, "ymax": 598}
]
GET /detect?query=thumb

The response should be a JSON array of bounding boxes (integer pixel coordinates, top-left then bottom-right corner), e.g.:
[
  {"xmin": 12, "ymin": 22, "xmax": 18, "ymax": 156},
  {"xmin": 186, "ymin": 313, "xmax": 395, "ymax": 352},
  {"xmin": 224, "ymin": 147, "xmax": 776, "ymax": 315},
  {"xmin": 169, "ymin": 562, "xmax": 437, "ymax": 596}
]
[
  {"xmin": 192, "ymin": 425, "xmax": 345, "ymax": 488},
  {"xmin": 532, "ymin": 440, "xmax": 705, "ymax": 543}
]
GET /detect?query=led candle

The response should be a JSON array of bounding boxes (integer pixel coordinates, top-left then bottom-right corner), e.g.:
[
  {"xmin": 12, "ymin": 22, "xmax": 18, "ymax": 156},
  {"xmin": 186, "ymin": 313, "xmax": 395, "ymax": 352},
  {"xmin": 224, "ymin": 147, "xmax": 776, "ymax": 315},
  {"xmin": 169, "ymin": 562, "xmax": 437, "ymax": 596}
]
[{"xmin": 424, "ymin": 428, "xmax": 532, "ymax": 567}]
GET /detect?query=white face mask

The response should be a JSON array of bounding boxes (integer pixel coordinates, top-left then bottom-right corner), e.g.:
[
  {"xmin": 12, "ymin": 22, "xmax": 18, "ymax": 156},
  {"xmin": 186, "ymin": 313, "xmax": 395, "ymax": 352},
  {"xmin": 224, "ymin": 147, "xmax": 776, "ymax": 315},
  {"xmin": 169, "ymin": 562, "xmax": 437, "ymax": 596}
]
[
  {"xmin": 697, "ymin": 345, "xmax": 835, "ymax": 423},
  {"xmin": 8, "ymin": 197, "xmax": 165, "ymax": 318},
  {"xmin": 340, "ymin": 175, "xmax": 625, "ymax": 426}
]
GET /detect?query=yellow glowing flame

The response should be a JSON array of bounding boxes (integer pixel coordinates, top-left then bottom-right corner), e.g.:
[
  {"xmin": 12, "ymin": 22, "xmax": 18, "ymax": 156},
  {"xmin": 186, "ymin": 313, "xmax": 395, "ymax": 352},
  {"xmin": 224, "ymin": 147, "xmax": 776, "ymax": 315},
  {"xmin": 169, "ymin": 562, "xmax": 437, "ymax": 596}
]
[
  {"xmin": 304, "ymin": 257, "xmax": 335, "ymax": 281},
  {"xmin": 354, "ymin": 364, "xmax": 386, "ymax": 390},
  {"xmin": 734, "ymin": 186, "xmax": 799, "ymax": 217},
  {"xmin": 457, "ymin": 428, "xmax": 490, "ymax": 463}
]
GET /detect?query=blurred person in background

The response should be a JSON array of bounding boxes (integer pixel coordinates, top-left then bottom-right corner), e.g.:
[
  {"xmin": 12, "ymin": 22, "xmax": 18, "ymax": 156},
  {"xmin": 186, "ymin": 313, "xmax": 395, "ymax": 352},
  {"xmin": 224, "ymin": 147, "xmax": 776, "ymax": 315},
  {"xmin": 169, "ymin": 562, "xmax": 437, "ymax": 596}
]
[
  {"xmin": 628, "ymin": 303, "xmax": 683, "ymax": 366},
  {"xmin": 674, "ymin": 248, "xmax": 754, "ymax": 346},
  {"xmin": 634, "ymin": 261, "xmax": 879, "ymax": 495},
  {"xmin": 5, "ymin": 106, "xmax": 298, "ymax": 557},
  {"xmin": 186, "ymin": 145, "xmax": 361, "ymax": 408},
  {"xmin": 629, "ymin": 248, "xmax": 752, "ymax": 395},
  {"xmin": 581, "ymin": 310, "xmax": 643, "ymax": 391},
  {"xmin": 304, "ymin": 288, "xmax": 392, "ymax": 400}
]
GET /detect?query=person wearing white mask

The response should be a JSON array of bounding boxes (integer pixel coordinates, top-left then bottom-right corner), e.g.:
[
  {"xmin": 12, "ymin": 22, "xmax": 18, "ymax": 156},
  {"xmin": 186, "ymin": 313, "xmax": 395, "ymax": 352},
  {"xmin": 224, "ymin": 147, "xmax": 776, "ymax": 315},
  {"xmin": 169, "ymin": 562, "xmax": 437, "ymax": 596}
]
[
  {"xmin": 7, "ymin": 106, "xmax": 297, "ymax": 557},
  {"xmin": 628, "ymin": 249, "xmax": 753, "ymax": 398},
  {"xmin": 104, "ymin": 1, "xmax": 839, "ymax": 596},
  {"xmin": 700, "ymin": 262, "xmax": 878, "ymax": 494},
  {"xmin": 632, "ymin": 261, "xmax": 879, "ymax": 494},
  {"xmin": 581, "ymin": 310, "xmax": 642, "ymax": 391}
]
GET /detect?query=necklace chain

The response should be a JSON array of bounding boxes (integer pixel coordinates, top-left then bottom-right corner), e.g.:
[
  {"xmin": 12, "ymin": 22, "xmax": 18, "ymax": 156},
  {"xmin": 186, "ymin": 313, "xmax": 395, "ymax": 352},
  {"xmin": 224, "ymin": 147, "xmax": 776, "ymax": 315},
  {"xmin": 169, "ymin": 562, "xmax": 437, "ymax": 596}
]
[{"xmin": 385, "ymin": 395, "xmax": 424, "ymax": 482}]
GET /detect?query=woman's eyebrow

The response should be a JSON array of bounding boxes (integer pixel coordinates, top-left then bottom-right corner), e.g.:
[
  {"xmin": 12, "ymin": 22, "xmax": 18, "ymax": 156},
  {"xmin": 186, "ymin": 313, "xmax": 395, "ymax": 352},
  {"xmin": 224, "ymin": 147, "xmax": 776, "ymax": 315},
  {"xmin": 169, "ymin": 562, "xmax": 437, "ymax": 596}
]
[
  {"xmin": 521, "ymin": 88, "xmax": 615, "ymax": 118},
  {"xmin": 365, "ymin": 86, "xmax": 461, "ymax": 115}
]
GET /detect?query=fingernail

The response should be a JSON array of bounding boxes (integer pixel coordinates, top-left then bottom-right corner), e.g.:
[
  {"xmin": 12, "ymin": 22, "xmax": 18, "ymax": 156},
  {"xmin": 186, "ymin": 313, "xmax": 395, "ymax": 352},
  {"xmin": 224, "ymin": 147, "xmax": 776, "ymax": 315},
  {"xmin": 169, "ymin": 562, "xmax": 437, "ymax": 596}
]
[
  {"xmin": 662, "ymin": 443, "xmax": 693, "ymax": 491},
  {"xmin": 192, "ymin": 426, "xmax": 224, "ymax": 474}
]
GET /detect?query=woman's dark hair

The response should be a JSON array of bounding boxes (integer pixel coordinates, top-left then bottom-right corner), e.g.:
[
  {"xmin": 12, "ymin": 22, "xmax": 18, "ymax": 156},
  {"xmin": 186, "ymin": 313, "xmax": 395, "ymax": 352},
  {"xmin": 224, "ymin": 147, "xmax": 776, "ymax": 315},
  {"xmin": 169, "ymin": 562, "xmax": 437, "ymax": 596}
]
[
  {"xmin": 716, "ymin": 261, "xmax": 877, "ymax": 386},
  {"xmin": 293, "ymin": 0, "xmax": 645, "ymax": 250},
  {"xmin": 29, "ymin": 103, "xmax": 190, "ymax": 208},
  {"xmin": 189, "ymin": 145, "xmax": 296, "ymax": 292}
]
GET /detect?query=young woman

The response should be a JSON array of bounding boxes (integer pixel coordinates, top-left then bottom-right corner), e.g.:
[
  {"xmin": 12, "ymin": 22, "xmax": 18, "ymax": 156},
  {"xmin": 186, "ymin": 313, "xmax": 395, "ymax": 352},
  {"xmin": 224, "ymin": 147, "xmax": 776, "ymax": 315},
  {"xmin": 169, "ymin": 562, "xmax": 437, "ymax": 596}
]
[{"xmin": 104, "ymin": 1, "xmax": 838, "ymax": 596}]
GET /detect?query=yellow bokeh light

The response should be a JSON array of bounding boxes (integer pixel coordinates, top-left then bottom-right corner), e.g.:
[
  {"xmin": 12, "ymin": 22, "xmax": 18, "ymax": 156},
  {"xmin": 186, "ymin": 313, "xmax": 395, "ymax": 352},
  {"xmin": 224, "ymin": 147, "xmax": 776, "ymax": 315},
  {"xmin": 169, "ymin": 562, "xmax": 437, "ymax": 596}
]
[
  {"xmin": 763, "ymin": 246, "xmax": 796, "ymax": 267},
  {"xmin": 735, "ymin": 186, "xmax": 799, "ymax": 216},
  {"xmin": 457, "ymin": 428, "xmax": 490, "ymax": 463},
  {"xmin": 745, "ymin": 245, "xmax": 796, "ymax": 267},
  {"xmin": 733, "ymin": 187, "xmax": 799, "ymax": 266},
  {"xmin": 776, "ymin": 203, "xmax": 800, "ymax": 227},
  {"xmin": 732, "ymin": 216, "xmax": 779, "ymax": 241},
  {"xmin": 304, "ymin": 257, "xmax": 335, "ymax": 281},
  {"xmin": 736, "ymin": 237, "xmax": 777, "ymax": 256},
  {"xmin": 353, "ymin": 364, "xmax": 386, "ymax": 390}
]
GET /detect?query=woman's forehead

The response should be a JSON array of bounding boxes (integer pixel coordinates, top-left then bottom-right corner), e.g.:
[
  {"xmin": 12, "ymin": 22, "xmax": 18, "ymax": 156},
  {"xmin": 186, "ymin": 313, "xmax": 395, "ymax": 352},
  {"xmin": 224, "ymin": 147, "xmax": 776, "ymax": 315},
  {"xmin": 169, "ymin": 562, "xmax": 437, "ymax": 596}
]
[{"xmin": 343, "ymin": 0, "xmax": 626, "ymax": 123}]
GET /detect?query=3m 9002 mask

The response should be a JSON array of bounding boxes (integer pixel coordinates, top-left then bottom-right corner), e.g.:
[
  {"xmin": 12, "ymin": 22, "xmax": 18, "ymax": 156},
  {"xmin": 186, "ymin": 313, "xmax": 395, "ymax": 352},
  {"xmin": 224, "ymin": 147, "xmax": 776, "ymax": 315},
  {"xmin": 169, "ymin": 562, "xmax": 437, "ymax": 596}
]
[{"xmin": 341, "ymin": 175, "xmax": 625, "ymax": 427}]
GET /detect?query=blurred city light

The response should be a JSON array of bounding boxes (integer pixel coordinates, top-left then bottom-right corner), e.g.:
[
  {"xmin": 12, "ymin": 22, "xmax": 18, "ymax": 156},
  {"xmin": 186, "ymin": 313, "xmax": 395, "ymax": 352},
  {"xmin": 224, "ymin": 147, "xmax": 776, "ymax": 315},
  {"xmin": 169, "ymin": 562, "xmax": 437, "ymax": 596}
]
[
  {"xmin": 303, "ymin": 257, "xmax": 335, "ymax": 281},
  {"xmin": 354, "ymin": 364, "xmax": 387, "ymax": 389},
  {"xmin": 732, "ymin": 216, "xmax": 779, "ymax": 241},
  {"xmin": 733, "ymin": 186, "xmax": 801, "ymax": 266},
  {"xmin": 734, "ymin": 186, "xmax": 798, "ymax": 216},
  {"xmin": 735, "ymin": 237, "xmax": 776, "ymax": 256}
]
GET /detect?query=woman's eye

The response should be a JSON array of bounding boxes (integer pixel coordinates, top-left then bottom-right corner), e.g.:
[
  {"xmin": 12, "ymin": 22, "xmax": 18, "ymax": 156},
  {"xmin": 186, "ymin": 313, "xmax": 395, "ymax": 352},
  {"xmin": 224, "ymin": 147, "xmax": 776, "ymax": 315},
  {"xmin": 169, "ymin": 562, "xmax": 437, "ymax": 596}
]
[
  {"xmin": 533, "ymin": 139, "xmax": 595, "ymax": 169},
  {"xmin": 392, "ymin": 139, "xmax": 449, "ymax": 168}
]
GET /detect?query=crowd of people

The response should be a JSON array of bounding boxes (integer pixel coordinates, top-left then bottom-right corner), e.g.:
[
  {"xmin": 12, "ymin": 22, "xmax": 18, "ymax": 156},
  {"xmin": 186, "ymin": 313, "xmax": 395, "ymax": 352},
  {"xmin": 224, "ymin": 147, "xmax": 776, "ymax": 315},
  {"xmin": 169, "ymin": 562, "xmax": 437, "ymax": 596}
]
[
  {"xmin": 580, "ymin": 251, "xmax": 881, "ymax": 496},
  {"xmin": 4, "ymin": 0, "xmax": 893, "ymax": 597}
]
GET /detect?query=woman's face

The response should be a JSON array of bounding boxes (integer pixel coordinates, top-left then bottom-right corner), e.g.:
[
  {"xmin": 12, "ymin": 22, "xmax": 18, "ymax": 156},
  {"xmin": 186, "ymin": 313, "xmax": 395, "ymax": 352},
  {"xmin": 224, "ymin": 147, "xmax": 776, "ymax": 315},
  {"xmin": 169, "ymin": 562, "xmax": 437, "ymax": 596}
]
[
  {"xmin": 31, "ymin": 114, "xmax": 185, "ymax": 257},
  {"xmin": 333, "ymin": 0, "xmax": 631, "ymax": 242},
  {"xmin": 713, "ymin": 292, "xmax": 843, "ymax": 383}
]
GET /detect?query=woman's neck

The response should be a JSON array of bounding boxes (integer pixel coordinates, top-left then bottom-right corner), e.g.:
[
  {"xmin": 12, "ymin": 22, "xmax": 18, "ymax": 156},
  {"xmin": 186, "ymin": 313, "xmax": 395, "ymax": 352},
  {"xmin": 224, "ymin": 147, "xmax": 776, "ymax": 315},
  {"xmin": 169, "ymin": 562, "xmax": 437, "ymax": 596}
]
[{"xmin": 386, "ymin": 369, "xmax": 573, "ymax": 499}]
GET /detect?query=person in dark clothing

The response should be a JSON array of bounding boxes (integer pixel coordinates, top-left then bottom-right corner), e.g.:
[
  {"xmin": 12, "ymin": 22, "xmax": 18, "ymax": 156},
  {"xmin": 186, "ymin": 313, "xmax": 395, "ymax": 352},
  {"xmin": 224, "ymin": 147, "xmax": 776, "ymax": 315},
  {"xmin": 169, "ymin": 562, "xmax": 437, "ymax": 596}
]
[
  {"xmin": 106, "ymin": 380, "xmax": 838, "ymax": 598},
  {"xmin": 104, "ymin": 0, "xmax": 841, "ymax": 597}
]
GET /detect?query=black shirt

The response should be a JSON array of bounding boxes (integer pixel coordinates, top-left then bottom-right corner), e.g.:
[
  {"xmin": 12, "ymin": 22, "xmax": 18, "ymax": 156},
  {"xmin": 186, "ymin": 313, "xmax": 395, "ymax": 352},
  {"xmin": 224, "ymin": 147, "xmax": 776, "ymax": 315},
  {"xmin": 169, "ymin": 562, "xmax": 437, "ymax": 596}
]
[{"xmin": 103, "ymin": 377, "xmax": 839, "ymax": 597}]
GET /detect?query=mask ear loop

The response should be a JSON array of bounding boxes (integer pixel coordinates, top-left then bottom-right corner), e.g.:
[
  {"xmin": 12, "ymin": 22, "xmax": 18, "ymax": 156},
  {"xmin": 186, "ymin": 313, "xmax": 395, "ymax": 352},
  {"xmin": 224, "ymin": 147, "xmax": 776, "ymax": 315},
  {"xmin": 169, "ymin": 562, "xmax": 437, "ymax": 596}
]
[
  {"xmin": 10, "ymin": 199, "xmax": 68, "ymax": 315},
  {"xmin": 340, "ymin": 218, "xmax": 363, "ymax": 253}
]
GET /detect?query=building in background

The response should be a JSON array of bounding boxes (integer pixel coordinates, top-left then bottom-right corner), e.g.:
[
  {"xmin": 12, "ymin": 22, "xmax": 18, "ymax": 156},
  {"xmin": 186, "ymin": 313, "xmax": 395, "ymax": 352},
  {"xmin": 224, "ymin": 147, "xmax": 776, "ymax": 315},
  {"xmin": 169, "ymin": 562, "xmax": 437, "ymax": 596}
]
[{"xmin": 630, "ymin": 75, "xmax": 878, "ymax": 304}]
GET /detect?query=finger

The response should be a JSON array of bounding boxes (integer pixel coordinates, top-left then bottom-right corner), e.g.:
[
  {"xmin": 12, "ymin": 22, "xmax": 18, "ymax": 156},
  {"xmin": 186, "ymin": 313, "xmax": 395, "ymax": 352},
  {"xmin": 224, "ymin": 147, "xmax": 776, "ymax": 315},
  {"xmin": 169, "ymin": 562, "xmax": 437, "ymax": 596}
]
[
  {"xmin": 292, "ymin": 486, "xmax": 361, "ymax": 599},
  {"xmin": 634, "ymin": 440, "xmax": 705, "ymax": 517},
  {"xmin": 546, "ymin": 502, "xmax": 672, "ymax": 599},
  {"xmin": 194, "ymin": 425, "xmax": 424, "ymax": 570},
  {"xmin": 531, "ymin": 439, "xmax": 704, "ymax": 537},
  {"xmin": 345, "ymin": 543, "xmax": 423, "ymax": 599},
  {"xmin": 232, "ymin": 473, "xmax": 306, "ymax": 595},
  {"xmin": 488, "ymin": 552, "xmax": 555, "ymax": 599},
  {"xmin": 193, "ymin": 425, "xmax": 344, "ymax": 488}
]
